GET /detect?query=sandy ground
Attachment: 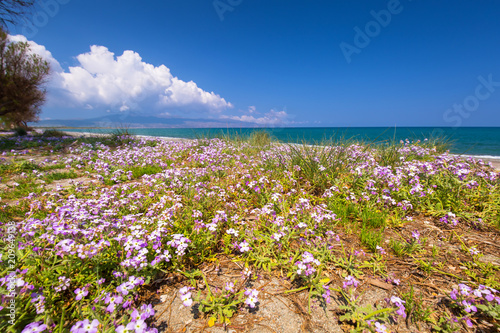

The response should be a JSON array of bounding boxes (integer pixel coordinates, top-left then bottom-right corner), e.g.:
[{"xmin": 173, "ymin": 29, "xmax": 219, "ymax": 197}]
[
  {"xmin": 451, "ymin": 154, "xmax": 500, "ymax": 171},
  {"xmin": 474, "ymin": 157, "xmax": 500, "ymax": 171},
  {"xmin": 61, "ymin": 131, "xmax": 192, "ymax": 142}
]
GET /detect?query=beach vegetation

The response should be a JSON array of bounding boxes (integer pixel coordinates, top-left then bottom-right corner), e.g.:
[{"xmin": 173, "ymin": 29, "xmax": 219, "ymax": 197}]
[
  {"xmin": 0, "ymin": 132, "xmax": 499, "ymax": 332},
  {"xmin": 40, "ymin": 129, "xmax": 66, "ymax": 138},
  {"xmin": 0, "ymin": 26, "xmax": 50, "ymax": 128}
]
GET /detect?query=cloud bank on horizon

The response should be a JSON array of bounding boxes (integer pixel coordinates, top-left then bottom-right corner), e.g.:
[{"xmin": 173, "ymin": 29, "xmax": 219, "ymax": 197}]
[{"xmin": 8, "ymin": 35, "xmax": 292, "ymax": 127}]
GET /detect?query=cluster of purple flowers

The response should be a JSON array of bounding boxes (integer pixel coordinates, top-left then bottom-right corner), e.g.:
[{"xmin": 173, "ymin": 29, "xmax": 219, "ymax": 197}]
[
  {"xmin": 244, "ymin": 288, "xmax": 259, "ymax": 308},
  {"xmin": 167, "ymin": 234, "xmax": 191, "ymax": 257},
  {"xmin": 179, "ymin": 286, "xmax": 194, "ymax": 307},
  {"xmin": 205, "ymin": 210, "xmax": 228, "ymax": 232},
  {"xmin": 321, "ymin": 285, "xmax": 331, "ymax": 304},
  {"xmin": 150, "ymin": 248, "xmax": 171, "ymax": 267},
  {"xmin": 104, "ymin": 293, "xmax": 123, "ymax": 312},
  {"xmin": 410, "ymin": 230, "xmax": 420, "ymax": 243},
  {"xmin": 116, "ymin": 304, "xmax": 156, "ymax": 333},
  {"xmin": 388, "ymin": 296, "xmax": 406, "ymax": 318},
  {"xmin": 70, "ymin": 319, "xmax": 100, "ymax": 333},
  {"xmin": 439, "ymin": 212, "xmax": 459, "ymax": 226},
  {"xmin": 22, "ymin": 321, "xmax": 47, "ymax": 333},
  {"xmin": 3, "ymin": 134, "xmax": 499, "ymax": 332},
  {"xmin": 30, "ymin": 292, "xmax": 45, "ymax": 314},
  {"xmin": 375, "ymin": 246, "xmax": 386, "ymax": 255},
  {"xmin": 295, "ymin": 251, "xmax": 320, "ymax": 277},
  {"xmin": 450, "ymin": 283, "xmax": 500, "ymax": 315},
  {"xmin": 372, "ymin": 321, "xmax": 388, "ymax": 333},
  {"xmin": 74, "ymin": 287, "xmax": 88, "ymax": 301},
  {"xmin": 54, "ymin": 276, "xmax": 71, "ymax": 292},
  {"xmin": 385, "ymin": 274, "xmax": 400, "ymax": 286},
  {"xmin": 225, "ymin": 282, "xmax": 235, "ymax": 293},
  {"xmin": 342, "ymin": 275, "xmax": 360, "ymax": 289},
  {"xmin": 366, "ymin": 320, "xmax": 388, "ymax": 333},
  {"xmin": 236, "ymin": 240, "xmax": 251, "ymax": 253},
  {"xmin": 116, "ymin": 276, "xmax": 145, "ymax": 297}
]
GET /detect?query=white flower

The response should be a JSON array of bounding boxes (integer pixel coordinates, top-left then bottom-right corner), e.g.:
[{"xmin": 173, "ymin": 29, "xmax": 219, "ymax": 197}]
[
  {"xmin": 226, "ymin": 228, "xmax": 239, "ymax": 237},
  {"xmin": 239, "ymin": 241, "xmax": 250, "ymax": 253}
]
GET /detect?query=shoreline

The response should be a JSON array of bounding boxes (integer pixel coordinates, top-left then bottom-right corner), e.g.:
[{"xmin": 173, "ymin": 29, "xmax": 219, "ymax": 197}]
[
  {"xmin": 60, "ymin": 130, "xmax": 500, "ymax": 171},
  {"xmin": 452, "ymin": 154, "xmax": 500, "ymax": 171},
  {"xmin": 60, "ymin": 130, "xmax": 192, "ymax": 142}
]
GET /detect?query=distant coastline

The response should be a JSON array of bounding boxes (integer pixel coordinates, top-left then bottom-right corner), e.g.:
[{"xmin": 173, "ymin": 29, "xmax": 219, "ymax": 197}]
[
  {"xmin": 57, "ymin": 126, "xmax": 500, "ymax": 158},
  {"xmin": 58, "ymin": 128, "xmax": 500, "ymax": 171}
]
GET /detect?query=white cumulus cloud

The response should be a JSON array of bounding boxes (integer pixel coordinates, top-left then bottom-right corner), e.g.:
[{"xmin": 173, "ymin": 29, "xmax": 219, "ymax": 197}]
[
  {"xmin": 8, "ymin": 35, "xmax": 232, "ymax": 114},
  {"xmin": 223, "ymin": 108, "xmax": 292, "ymax": 126},
  {"xmin": 7, "ymin": 35, "xmax": 297, "ymax": 127},
  {"xmin": 8, "ymin": 34, "xmax": 63, "ymax": 73}
]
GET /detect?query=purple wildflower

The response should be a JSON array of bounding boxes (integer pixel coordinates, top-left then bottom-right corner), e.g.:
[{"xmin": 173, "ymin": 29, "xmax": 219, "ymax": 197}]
[
  {"xmin": 244, "ymin": 288, "xmax": 259, "ymax": 308},
  {"xmin": 22, "ymin": 321, "xmax": 48, "ymax": 333},
  {"xmin": 74, "ymin": 288, "xmax": 88, "ymax": 301},
  {"xmin": 342, "ymin": 275, "xmax": 359, "ymax": 289},
  {"xmin": 179, "ymin": 286, "xmax": 193, "ymax": 307}
]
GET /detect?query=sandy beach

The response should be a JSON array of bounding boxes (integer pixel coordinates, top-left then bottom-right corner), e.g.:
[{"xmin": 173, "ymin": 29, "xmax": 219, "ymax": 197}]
[
  {"xmin": 60, "ymin": 130, "xmax": 192, "ymax": 142},
  {"xmin": 477, "ymin": 157, "xmax": 500, "ymax": 171},
  {"xmin": 61, "ymin": 130, "xmax": 500, "ymax": 171}
]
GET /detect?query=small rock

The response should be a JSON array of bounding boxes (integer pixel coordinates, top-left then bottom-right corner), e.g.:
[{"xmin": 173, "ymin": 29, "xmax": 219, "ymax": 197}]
[{"xmin": 478, "ymin": 254, "xmax": 500, "ymax": 266}]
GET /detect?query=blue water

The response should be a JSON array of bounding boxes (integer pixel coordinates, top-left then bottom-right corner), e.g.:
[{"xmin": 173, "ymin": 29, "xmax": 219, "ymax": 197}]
[{"xmin": 62, "ymin": 127, "xmax": 500, "ymax": 158}]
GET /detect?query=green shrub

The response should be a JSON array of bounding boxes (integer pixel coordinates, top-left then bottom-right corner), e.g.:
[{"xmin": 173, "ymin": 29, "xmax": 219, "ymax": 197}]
[
  {"xmin": 42, "ymin": 129, "xmax": 66, "ymax": 137},
  {"xmin": 14, "ymin": 127, "xmax": 28, "ymax": 136}
]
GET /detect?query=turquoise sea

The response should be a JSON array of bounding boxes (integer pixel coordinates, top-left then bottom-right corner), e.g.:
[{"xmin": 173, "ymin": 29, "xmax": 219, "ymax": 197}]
[{"xmin": 62, "ymin": 127, "xmax": 500, "ymax": 159}]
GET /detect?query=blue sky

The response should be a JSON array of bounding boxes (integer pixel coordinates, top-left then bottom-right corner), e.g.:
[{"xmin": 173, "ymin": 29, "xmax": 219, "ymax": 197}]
[{"xmin": 6, "ymin": 0, "xmax": 500, "ymax": 127}]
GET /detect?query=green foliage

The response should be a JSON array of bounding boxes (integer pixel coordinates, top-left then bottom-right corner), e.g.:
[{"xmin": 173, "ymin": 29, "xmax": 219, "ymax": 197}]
[
  {"xmin": 13, "ymin": 126, "xmax": 27, "ymax": 136},
  {"xmin": 331, "ymin": 247, "xmax": 363, "ymax": 278},
  {"xmin": 400, "ymin": 285, "xmax": 434, "ymax": 328},
  {"xmin": 337, "ymin": 286, "xmax": 393, "ymax": 333},
  {"xmin": 41, "ymin": 129, "xmax": 66, "ymax": 137},
  {"xmin": 0, "ymin": 26, "xmax": 50, "ymax": 127},
  {"xmin": 389, "ymin": 238, "xmax": 423, "ymax": 257},
  {"xmin": 359, "ymin": 227, "xmax": 383, "ymax": 252},
  {"xmin": 128, "ymin": 165, "xmax": 163, "ymax": 179},
  {"xmin": 196, "ymin": 274, "xmax": 245, "ymax": 326},
  {"xmin": 476, "ymin": 303, "xmax": 500, "ymax": 328},
  {"xmin": 432, "ymin": 314, "xmax": 463, "ymax": 333},
  {"xmin": 373, "ymin": 140, "xmax": 404, "ymax": 167},
  {"xmin": 361, "ymin": 207, "xmax": 387, "ymax": 229},
  {"xmin": 43, "ymin": 170, "xmax": 78, "ymax": 183},
  {"xmin": 0, "ymin": 160, "xmax": 37, "ymax": 176},
  {"xmin": 1, "ymin": 133, "xmax": 499, "ymax": 332},
  {"xmin": 247, "ymin": 130, "xmax": 273, "ymax": 147},
  {"xmin": 108, "ymin": 128, "xmax": 133, "ymax": 146},
  {"xmin": 421, "ymin": 134, "xmax": 454, "ymax": 154},
  {"xmin": 275, "ymin": 140, "xmax": 363, "ymax": 194}
]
